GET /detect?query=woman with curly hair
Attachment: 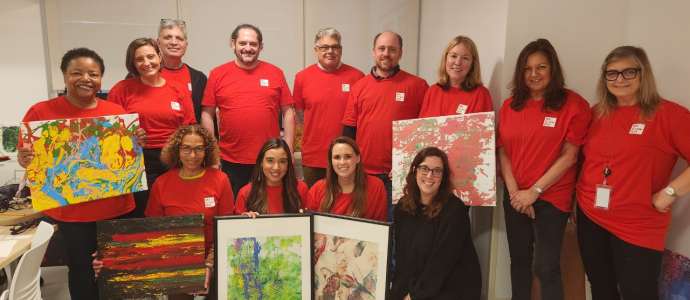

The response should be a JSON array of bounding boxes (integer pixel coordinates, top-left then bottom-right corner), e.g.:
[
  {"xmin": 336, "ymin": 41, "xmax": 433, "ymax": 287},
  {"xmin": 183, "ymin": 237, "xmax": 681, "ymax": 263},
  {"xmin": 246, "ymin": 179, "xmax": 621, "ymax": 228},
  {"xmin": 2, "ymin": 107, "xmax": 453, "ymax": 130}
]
[
  {"xmin": 392, "ymin": 147, "xmax": 481, "ymax": 300},
  {"xmin": 305, "ymin": 136, "xmax": 387, "ymax": 221},
  {"xmin": 235, "ymin": 138, "xmax": 309, "ymax": 217}
]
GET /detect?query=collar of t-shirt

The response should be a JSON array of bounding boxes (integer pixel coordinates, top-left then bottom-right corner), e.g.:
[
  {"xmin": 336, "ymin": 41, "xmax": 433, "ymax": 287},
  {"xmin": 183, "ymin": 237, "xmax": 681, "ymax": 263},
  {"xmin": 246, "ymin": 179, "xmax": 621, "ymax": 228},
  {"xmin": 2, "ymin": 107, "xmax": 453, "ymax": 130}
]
[
  {"xmin": 370, "ymin": 65, "xmax": 401, "ymax": 79},
  {"xmin": 317, "ymin": 61, "xmax": 342, "ymax": 72}
]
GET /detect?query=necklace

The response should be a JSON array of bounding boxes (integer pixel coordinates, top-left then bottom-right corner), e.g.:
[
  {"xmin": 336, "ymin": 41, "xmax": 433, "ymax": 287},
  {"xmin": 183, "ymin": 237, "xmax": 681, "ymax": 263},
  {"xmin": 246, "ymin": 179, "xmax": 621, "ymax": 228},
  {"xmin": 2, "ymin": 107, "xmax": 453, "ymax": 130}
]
[
  {"xmin": 179, "ymin": 169, "xmax": 206, "ymax": 180},
  {"xmin": 601, "ymin": 107, "xmax": 638, "ymax": 184}
]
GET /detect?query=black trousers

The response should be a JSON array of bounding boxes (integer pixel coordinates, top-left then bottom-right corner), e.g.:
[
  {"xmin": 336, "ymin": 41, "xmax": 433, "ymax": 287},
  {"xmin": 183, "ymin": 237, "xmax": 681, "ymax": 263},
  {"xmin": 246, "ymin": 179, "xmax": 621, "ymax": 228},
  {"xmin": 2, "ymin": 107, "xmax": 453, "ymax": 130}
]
[{"xmin": 220, "ymin": 160, "xmax": 253, "ymax": 202}]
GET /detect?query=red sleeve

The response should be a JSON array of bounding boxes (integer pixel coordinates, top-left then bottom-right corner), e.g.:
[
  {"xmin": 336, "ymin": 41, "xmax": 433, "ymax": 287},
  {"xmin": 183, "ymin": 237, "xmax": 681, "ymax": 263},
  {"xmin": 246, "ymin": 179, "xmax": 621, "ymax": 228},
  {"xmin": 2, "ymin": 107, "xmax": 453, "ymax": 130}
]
[
  {"xmin": 297, "ymin": 180, "xmax": 310, "ymax": 206},
  {"xmin": 292, "ymin": 72, "xmax": 305, "ymax": 110},
  {"xmin": 495, "ymin": 99, "xmax": 511, "ymax": 148},
  {"xmin": 107, "ymin": 81, "xmax": 126, "ymax": 107},
  {"xmin": 144, "ymin": 180, "xmax": 165, "ymax": 217},
  {"xmin": 342, "ymin": 84, "xmax": 360, "ymax": 127},
  {"xmin": 218, "ymin": 175, "xmax": 235, "ymax": 216},
  {"xmin": 564, "ymin": 94, "xmax": 591, "ymax": 146},
  {"xmin": 418, "ymin": 88, "xmax": 433, "ymax": 118},
  {"xmin": 370, "ymin": 177, "xmax": 388, "ymax": 221},
  {"xmin": 201, "ymin": 69, "xmax": 218, "ymax": 108},
  {"xmin": 180, "ymin": 87, "xmax": 196, "ymax": 124},
  {"xmin": 668, "ymin": 102, "xmax": 690, "ymax": 160},
  {"xmin": 278, "ymin": 70, "xmax": 294, "ymax": 106},
  {"xmin": 477, "ymin": 86, "xmax": 494, "ymax": 112},
  {"xmin": 306, "ymin": 180, "xmax": 325, "ymax": 211},
  {"xmin": 233, "ymin": 185, "xmax": 250, "ymax": 215}
]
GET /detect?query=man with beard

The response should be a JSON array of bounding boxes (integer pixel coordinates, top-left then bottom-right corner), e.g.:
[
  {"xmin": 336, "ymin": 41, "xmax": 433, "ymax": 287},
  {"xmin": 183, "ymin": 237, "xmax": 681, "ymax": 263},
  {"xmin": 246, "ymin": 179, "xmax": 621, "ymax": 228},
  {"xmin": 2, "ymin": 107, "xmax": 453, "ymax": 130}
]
[
  {"xmin": 201, "ymin": 24, "xmax": 294, "ymax": 199},
  {"xmin": 293, "ymin": 28, "xmax": 365, "ymax": 187},
  {"xmin": 342, "ymin": 31, "xmax": 428, "ymax": 221}
]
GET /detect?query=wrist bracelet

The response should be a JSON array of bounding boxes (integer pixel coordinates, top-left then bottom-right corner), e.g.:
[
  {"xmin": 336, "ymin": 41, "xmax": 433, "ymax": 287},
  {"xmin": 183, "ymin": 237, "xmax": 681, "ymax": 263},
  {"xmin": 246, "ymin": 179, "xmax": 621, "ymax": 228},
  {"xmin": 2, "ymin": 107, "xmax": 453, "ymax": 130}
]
[{"xmin": 532, "ymin": 184, "xmax": 543, "ymax": 195}]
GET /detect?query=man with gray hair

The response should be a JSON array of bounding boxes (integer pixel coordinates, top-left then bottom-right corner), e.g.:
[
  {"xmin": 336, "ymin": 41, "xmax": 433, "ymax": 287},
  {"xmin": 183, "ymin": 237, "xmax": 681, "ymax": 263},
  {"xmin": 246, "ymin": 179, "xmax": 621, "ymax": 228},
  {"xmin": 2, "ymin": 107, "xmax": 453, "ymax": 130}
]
[{"xmin": 293, "ymin": 28, "xmax": 365, "ymax": 187}]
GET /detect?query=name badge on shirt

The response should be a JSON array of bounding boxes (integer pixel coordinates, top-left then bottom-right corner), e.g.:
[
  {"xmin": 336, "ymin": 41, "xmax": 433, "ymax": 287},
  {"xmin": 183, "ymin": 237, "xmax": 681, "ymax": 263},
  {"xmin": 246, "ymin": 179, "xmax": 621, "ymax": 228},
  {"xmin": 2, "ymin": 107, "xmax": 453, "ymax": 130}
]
[
  {"xmin": 204, "ymin": 197, "xmax": 215, "ymax": 208},
  {"xmin": 342, "ymin": 84, "xmax": 350, "ymax": 92},
  {"xmin": 456, "ymin": 104, "xmax": 468, "ymax": 114},
  {"xmin": 188, "ymin": 83, "xmax": 192, "ymax": 91},
  {"xmin": 594, "ymin": 184, "xmax": 611, "ymax": 210},
  {"xmin": 260, "ymin": 79, "xmax": 269, "ymax": 87},
  {"xmin": 395, "ymin": 92, "xmax": 405, "ymax": 102},
  {"xmin": 629, "ymin": 123, "xmax": 645, "ymax": 135},
  {"xmin": 543, "ymin": 117, "xmax": 557, "ymax": 127},
  {"xmin": 171, "ymin": 102, "xmax": 181, "ymax": 110}
]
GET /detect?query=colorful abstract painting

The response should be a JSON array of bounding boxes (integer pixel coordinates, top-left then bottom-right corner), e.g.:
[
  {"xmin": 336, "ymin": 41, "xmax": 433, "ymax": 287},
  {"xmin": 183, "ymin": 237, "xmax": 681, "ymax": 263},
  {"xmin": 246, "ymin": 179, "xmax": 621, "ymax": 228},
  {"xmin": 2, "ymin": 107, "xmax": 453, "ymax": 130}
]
[
  {"xmin": 660, "ymin": 248, "xmax": 690, "ymax": 300},
  {"xmin": 392, "ymin": 112, "xmax": 496, "ymax": 206},
  {"xmin": 313, "ymin": 233, "xmax": 379, "ymax": 300},
  {"xmin": 20, "ymin": 114, "xmax": 146, "ymax": 211},
  {"xmin": 1, "ymin": 125, "xmax": 19, "ymax": 154},
  {"xmin": 227, "ymin": 235, "xmax": 303, "ymax": 299},
  {"xmin": 96, "ymin": 214, "xmax": 206, "ymax": 300}
]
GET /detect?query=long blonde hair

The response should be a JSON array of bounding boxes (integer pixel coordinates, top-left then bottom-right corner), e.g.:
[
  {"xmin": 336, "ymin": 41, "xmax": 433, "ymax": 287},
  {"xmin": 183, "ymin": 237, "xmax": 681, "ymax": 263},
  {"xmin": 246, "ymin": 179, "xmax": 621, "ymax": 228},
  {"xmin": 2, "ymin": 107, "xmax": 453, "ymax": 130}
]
[{"xmin": 437, "ymin": 36, "xmax": 483, "ymax": 92}]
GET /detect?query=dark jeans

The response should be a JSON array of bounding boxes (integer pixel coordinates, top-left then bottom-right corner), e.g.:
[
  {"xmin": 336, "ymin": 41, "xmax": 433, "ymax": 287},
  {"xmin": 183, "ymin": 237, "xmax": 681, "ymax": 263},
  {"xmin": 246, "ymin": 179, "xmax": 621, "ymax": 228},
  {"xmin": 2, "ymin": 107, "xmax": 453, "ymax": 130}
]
[
  {"xmin": 220, "ymin": 160, "xmax": 253, "ymax": 202},
  {"xmin": 577, "ymin": 205, "xmax": 662, "ymax": 300},
  {"xmin": 132, "ymin": 148, "xmax": 167, "ymax": 218},
  {"xmin": 370, "ymin": 173, "xmax": 393, "ymax": 222},
  {"xmin": 503, "ymin": 188, "xmax": 569, "ymax": 300},
  {"xmin": 302, "ymin": 165, "xmax": 326, "ymax": 188},
  {"xmin": 55, "ymin": 212, "xmax": 130, "ymax": 300}
]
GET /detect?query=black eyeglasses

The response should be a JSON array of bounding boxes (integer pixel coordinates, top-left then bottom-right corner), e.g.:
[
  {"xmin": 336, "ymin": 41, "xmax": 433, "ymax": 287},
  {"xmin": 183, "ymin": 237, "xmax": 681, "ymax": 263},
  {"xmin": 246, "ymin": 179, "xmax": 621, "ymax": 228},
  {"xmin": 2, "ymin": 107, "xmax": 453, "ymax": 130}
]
[
  {"xmin": 160, "ymin": 19, "xmax": 186, "ymax": 27},
  {"xmin": 11, "ymin": 218, "xmax": 39, "ymax": 235},
  {"xmin": 180, "ymin": 145, "xmax": 205, "ymax": 155},
  {"xmin": 417, "ymin": 165, "xmax": 443, "ymax": 178},
  {"xmin": 316, "ymin": 45, "xmax": 342, "ymax": 52},
  {"xmin": 604, "ymin": 68, "xmax": 640, "ymax": 81}
]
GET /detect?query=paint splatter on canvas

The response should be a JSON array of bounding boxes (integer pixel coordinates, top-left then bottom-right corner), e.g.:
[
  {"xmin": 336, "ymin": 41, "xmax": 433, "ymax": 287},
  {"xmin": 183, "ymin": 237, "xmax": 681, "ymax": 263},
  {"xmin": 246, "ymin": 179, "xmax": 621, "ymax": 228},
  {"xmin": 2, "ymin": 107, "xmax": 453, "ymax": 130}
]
[
  {"xmin": 227, "ymin": 235, "xmax": 302, "ymax": 299},
  {"xmin": 660, "ymin": 248, "xmax": 690, "ymax": 300},
  {"xmin": 1, "ymin": 125, "xmax": 19, "ymax": 153},
  {"xmin": 96, "ymin": 214, "xmax": 206, "ymax": 300},
  {"xmin": 20, "ymin": 114, "xmax": 146, "ymax": 211},
  {"xmin": 392, "ymin": 112, "xmax": 496, "ymax": 206},
  {"xmin": 313, "ymin": 233, "xmax": 378, "ymax": 300}
]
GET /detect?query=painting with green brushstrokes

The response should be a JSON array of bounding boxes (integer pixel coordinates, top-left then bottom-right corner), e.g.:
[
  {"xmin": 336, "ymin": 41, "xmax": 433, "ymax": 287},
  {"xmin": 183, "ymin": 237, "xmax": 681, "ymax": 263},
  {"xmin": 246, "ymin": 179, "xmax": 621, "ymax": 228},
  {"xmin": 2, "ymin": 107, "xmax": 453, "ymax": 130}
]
[{"xmin": 227, "ymin": 235, "xmax": 302, "ymax": 299}]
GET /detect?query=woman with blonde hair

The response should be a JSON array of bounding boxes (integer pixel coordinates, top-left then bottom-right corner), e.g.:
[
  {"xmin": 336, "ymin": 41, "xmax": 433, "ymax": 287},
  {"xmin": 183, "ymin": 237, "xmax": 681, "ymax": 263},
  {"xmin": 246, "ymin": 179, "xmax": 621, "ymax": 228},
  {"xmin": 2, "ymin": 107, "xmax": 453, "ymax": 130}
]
[{"xmin": 576, "ymin": 46, "xmax": 690, "ymax": 300}]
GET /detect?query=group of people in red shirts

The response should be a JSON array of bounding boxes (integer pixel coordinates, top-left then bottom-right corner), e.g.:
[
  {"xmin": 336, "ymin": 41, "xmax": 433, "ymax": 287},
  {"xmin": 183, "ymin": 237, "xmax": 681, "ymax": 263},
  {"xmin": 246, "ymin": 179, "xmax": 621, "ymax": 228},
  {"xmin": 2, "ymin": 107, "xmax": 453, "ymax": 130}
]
[{"xmin": 15, "ymin": 18, "xmax": 690, "ymax": 300}]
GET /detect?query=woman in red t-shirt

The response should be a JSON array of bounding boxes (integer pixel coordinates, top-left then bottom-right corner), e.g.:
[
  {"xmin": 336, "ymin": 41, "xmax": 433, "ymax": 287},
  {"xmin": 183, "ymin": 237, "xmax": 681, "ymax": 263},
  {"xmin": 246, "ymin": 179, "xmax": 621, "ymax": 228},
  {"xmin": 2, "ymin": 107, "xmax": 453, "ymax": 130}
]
[
  {"xmin": 575, "ymin": 46, "xmax": 690, "ymax": 299},
  {"xmin": 418, "ymin": 36, "xmax": 493, "ymax": 118},
  {"xmin": 306, "ymin": 136, "xmax": 387, "ymax": 221},
  {"xmin": 497, "ymin": 39, "xmax": 591, "ymax": 300},
  {"xmin": 108, "ymin": 38, "xmax": 196, "ymax": 218},
  {"xmin": 234, "ymin": 138, "xmax": 309, "ymax": 216}
]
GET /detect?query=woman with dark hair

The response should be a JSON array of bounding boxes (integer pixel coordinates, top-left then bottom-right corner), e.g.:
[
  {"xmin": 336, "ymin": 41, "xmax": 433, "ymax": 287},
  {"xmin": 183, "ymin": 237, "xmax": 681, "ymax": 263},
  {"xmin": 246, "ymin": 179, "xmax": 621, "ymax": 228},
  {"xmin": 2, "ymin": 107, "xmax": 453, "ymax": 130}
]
[
  {"xmin": 108, "ymin": 37, "xmax": 196, "ymax": 218},
  {"xmin": 17, "ymin": 47, "xmax": 146, "ymax": 300},
  {"xmin": 419, "ymin": 36, "xmax": 493, "ymax": 118},
  {"xmin": 305, "ymin": 136, "xmax": 387, "ymax": 221},
  {"xmin": 234, "ymin": 138, "xmax": 309, "ymax": 216},
  {"xmin": 575, "ymin": 46, "xmax": 690, "ymax": 300},
  {"xmin": 497, "ymin": 38, "xmax": 591, "ymax": 300},
  {"xmin": 392, "ymin": 147, "xmax": 481, "ymax": 300}
]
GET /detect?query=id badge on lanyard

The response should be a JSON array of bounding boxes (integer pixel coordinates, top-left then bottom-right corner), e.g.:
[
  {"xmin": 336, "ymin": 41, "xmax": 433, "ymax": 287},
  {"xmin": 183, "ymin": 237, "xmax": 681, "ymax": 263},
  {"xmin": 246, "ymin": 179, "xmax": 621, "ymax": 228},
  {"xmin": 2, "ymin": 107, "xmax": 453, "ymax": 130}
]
[{"xmin": 595, "ymin": 168, "xmax": 612, "ymax": 210}]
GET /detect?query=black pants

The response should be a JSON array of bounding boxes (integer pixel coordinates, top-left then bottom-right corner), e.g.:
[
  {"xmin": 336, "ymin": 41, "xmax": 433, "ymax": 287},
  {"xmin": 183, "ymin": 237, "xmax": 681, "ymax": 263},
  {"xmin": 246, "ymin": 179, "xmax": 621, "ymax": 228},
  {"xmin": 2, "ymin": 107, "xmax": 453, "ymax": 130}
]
[
  {"xmin": 503, "ymin": 188, "xmax": 569, "ymax": 300},
  {"xmin": 220, "ymin": 160, "xmax": 253, "ymax": 202},
  {"xmin": 577, "ymin": 205, "xmax": 662, "ymax": 300},
  {"xmin": 132, "ymin": 148, "xmax": 167, "ymax": 218}
]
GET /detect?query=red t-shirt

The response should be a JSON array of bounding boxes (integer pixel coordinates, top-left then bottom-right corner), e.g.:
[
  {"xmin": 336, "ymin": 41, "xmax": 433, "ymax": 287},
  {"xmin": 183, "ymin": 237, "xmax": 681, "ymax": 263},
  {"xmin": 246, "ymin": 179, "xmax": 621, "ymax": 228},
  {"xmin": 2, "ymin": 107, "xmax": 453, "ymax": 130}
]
[
  {"xmin": 294, "ymin": 64, "xmax": 365, "ymax": 168},
  {"xmin": 160, "ymin": 64, "xmax": 192, "ymax": 92},
  {"xmin": 305, "ymin": 175, "xmax": 387, "ymax": 221},
  {"xmin": 496, "ymin": 89, "xmax": 591, "ymax": 212},
  {"xmin": 577, "ymin": 100, "xmax": 690, "ymax": 250},
  {"xmin": 145, "ymin": 168, "xmax": 234, "ymax": 255},
  {"xmin": 234, "ymin": 180, "xmax": 309, "ymax": 214},
  {"xmin": 342, "ymin": 71, "xmax": 428, "ymax": 174},
  {"xmin": 202, "ymin": 61, "xmax": 293, "ymax": 164},
  {"xmin": 20, "ymin": 96, "xmax": 135, "ymax": 222},
  {"xmin": 418, "ymin": 84, "xmax": 493, "ymax": 118},
  {"xmin": 108, "ymin": 78, "xmax": 195, "ymax": 148}
]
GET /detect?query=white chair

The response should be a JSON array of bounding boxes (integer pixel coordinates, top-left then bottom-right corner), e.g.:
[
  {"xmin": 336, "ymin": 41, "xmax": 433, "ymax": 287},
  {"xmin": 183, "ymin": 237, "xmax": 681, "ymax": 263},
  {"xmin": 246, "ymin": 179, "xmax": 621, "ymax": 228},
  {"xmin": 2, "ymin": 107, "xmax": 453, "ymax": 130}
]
[{"xmin": 0, "ymin": 221, "xmax": 53, "ymax": 300}]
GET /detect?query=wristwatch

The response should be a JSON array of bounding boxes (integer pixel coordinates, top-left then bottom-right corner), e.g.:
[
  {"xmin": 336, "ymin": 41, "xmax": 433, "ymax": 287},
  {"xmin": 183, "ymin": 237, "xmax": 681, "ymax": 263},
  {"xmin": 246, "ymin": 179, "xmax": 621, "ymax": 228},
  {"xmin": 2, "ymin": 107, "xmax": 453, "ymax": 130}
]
[
  {"xmin": 664, "ymin": 186, "xmax": 677, "ymax": 197},
  {"xmin": 532, "ymin": 184, "xmax": 543, "ymax": 195}
]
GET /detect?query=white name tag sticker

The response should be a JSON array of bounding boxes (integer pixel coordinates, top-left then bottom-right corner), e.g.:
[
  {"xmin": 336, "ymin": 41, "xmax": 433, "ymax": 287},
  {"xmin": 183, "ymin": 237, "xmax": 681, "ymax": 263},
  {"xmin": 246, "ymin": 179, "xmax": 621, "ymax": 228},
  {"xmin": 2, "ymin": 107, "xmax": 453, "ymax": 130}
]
[
  {"xmin": 594, "ymin": 184, "xmax": 611, "ymax": 210},
  {"xmin": 342, "ymin": 84, "xmax": 350, "ymax": 92},
  {"xmin": 395, "ymin": 92, "xmax": 405, "ymax": 102},
  {"xmin": 171, "ymin": 102, "xmax": 181, "ymax": 110},
  {"xmin": 188, "ymin": 83, "xmax": 192, "ymax": 91},
  {"xmin": 456, "ymin": 104, "xmax": 468, "ymax": 114},
  {"xmin": 629, "ymin": 123, "xmax": 645, "ymax": 135},
  {"xmin": 260, "ymin": 79, "xmax": 269, "ymax": 87},
  {"xmin": 543, "ymin": 117, "xmax": 557, "ymax": 127},
  {"xmin": 204, "ymin": 197, "xmax": 215, "ymax": 208}
]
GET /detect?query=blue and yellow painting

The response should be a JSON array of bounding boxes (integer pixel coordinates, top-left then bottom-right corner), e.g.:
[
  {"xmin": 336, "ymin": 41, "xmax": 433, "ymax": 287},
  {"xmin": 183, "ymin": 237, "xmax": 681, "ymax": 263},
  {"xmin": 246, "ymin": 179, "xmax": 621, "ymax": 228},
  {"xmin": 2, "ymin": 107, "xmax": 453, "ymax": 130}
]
[{"xmin": 21, "ymin": 114, "xmax": 146, "ymax": 211}]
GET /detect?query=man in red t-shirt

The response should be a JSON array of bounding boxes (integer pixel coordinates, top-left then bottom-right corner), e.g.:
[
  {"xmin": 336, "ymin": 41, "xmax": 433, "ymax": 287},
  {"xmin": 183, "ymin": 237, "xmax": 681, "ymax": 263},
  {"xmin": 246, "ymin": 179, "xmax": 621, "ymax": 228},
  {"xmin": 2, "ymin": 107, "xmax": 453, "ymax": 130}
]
[
  {"xmin": 201, "ymin": 24, "xmax": 295, "ymax": 199},
  {"xmin": 294, "ymin": 28, "xmax": 365, "ymax": 187},
  {"xmin": 342, "ymin": 31, "xmax": 429, "ymax": 221}
]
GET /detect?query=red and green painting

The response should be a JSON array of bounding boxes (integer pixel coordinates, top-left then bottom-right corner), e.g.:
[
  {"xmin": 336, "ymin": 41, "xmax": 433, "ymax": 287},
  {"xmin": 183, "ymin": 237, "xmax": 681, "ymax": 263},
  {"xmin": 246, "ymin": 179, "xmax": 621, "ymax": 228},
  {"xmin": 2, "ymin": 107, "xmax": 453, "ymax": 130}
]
[
  {"xmin": 660, "ymin": 248, "xmax": 690, "ymax": 299},
  {"xmin": 392, "ymin": 112, "xmax": 496, "ymax": 206},
  {"xmin": 97, "ymin": 214, "xmax": 206, "ymax": 300}
]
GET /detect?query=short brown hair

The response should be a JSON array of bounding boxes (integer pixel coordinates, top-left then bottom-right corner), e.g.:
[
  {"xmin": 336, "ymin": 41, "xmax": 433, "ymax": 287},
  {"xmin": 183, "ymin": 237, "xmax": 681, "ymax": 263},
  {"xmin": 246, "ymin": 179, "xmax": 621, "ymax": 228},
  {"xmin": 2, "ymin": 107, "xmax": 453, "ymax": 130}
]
[
  {"xmin": 373, "ymin": 31, "xmax": 403, "ymax": 49},
  {"xmin": 125, "ymin": 38, "xmax": 163, "ymax": 77},
  {"xmin": 160, "ymin": 124, "xmax": 220, "ymax": 170},
  {"xmin": 399, "ymin": 147, "xmax": 455, "ymax": 219}
]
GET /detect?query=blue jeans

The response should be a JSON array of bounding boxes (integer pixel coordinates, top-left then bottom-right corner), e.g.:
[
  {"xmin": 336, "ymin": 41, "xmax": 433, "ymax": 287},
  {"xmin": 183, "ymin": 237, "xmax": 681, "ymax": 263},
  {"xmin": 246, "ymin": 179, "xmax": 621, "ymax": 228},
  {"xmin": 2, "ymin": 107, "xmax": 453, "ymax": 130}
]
[
  {"xmin": 503, "ymin": 186, "xmax": 569, "ymax": 300},
  {"xmin": 370, "ymin": 173, "xmax": 393, "ymax": 222}
]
